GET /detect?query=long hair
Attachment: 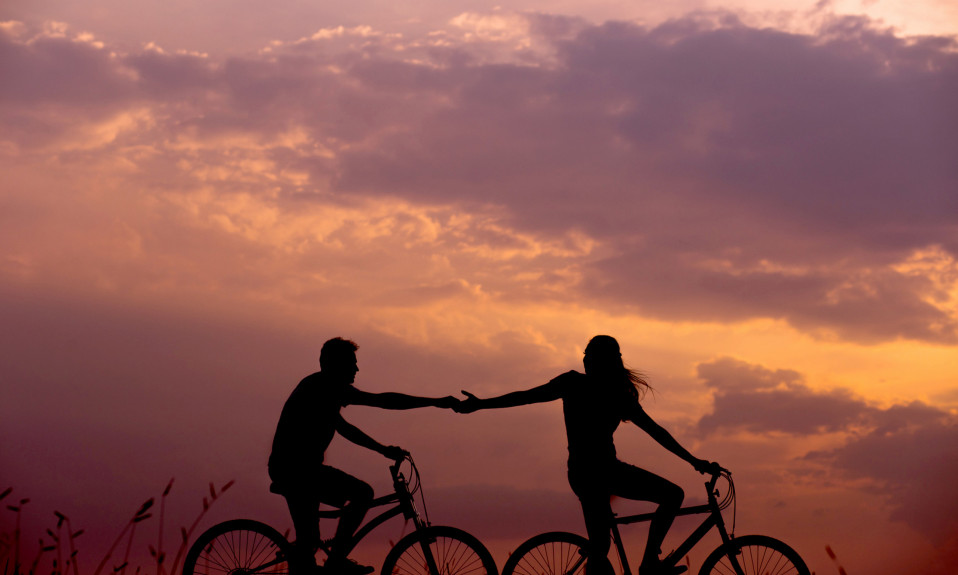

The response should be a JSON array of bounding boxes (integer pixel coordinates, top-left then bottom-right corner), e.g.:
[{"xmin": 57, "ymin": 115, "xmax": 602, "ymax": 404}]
[
  {"xmin": 585, "ymin": 335, "xmax": 652, "ymax": 403},
  {"xmin": 625, "ymin": 366, "xmax": 651, "ymax": 400}
]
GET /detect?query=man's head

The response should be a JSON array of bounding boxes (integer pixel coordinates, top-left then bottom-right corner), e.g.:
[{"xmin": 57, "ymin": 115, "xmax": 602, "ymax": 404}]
[{"xmin": 319, "ymin": 337, "xmax": 360, "ymax": 384}]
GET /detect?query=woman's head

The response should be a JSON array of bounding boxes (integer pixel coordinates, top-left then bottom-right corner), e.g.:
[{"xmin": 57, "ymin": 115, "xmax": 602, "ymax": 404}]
[
  {"xmin": 583, "ymin": 335, "xmax": 622, "ymax": 374},
  {"xmin": 583, "ymin": 335, "xmax": 650, "ymax": 400}
]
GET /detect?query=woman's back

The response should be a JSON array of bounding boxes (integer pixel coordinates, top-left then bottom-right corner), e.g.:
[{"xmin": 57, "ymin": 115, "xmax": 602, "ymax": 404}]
[{"xmin": 551, "ymin": 370, "xmax": 634, "ymax": 468}]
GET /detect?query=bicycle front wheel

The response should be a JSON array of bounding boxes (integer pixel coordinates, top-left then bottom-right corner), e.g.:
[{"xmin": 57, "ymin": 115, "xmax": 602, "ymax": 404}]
[
  {"xmin": 698, "ymin": 535, "xmax": 809, "ymax": 575},
  {"xmin": 381, "ymin": 526, "xmax": 496, "ymax": 575},
  {"xmin": 501, "ymin": 532, "xmax": 588, "ymax": 575},
  {"xmin": 183, "ymin": 519, "xmax": 292, "ymax": 575}
]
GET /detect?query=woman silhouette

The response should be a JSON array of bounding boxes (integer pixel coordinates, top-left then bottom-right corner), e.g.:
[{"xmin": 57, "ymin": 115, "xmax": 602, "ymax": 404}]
[{"xmin": 456, "ymin": 335, "xmax": 720, "ymax": 575}]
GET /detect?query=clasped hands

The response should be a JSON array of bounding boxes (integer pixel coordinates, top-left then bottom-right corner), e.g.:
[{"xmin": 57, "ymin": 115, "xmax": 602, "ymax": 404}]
[{"xmin": 435, "ymin": 390, "xmax": 482, "ymax": 413}]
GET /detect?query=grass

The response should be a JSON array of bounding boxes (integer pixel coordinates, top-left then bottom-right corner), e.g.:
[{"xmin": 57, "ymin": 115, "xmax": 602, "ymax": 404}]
[
  {"xmin": 0, "ymin": 480, "xmax": 233, "ymax": 575},
  {"xmin": 4, "ymin": 484, "xmax": 845, "ymax": 575},
  {"xmin": 824, "ymin": 545, "xmax": 848, "ymax": 575}
]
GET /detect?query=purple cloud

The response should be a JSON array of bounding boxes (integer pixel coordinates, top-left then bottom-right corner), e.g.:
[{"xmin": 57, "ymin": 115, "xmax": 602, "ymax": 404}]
[
  {"xmin": 695, "ymin": 357, "xmax": 874, "ymax": 435},
  {"xmin": 1, "ymin": 14, "xmax": 956, "ymax": 344},
  {"xmin": 694, "ymin": 355, "xmax": 958, "ymax": 566},
  {"xmin": 808, "ymin": 412, "xmax": 958, "ymax": 573}
]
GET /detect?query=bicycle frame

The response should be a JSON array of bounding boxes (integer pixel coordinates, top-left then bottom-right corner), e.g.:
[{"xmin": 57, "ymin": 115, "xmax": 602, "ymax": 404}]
[
  {"xmin": 188, "ymin": 454, "xmax": 496, "ymax": 575},
  {"xmin": 608, "ymin": 472, "xmax": 734, "ymax": 575},
  {"xmin": 314, "ymin": 457, "xmax": 428, "ymax": 558}
]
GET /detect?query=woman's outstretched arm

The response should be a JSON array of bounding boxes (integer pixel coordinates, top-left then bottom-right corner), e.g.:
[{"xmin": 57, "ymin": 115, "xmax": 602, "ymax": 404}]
[{"xmin": 456, "ymin": 379, "xmax": 564, "ymax": 413}]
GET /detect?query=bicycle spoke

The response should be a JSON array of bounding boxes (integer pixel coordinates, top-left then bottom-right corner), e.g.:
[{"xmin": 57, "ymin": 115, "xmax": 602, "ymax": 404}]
[
  {"xmin": 185, "ymin": 520, "xmax": 291, "ymax": 575},
  {"xmin": 506, "ymin": 535, "xmax": 586, "ymax": 575},
  {"xmin": 710, "ymin": 541, "xmax": 803, "ymax": 575},
  {"xmin": 384, "ymin": 528, "xmax": 496, "ymax": 575}
]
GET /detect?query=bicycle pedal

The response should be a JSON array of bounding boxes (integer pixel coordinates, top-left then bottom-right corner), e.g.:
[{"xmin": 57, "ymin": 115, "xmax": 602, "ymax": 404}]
[{"xmin": 318, "ymin": 539, "xmax": 335, "ymax": 551}]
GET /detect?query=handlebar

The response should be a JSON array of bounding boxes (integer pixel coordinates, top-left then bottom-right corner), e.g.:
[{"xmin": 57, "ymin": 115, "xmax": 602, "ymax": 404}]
[
  {"xmin": 388, "ymin": 450, "xmax": 411, "ymax": 475},
  {"xmin": 388, "ymin": 450, "xmax": 420, "ymax": 494},
  {"xmin": 387, "ymin": 450, "xmax": 430, "ymax": 525},
  {"xmin": 704, "ymin": 467, "xmax": 735, "ymax": 513}
]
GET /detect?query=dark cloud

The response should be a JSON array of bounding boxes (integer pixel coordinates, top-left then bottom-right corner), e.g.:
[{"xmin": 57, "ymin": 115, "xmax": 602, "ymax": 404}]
[
  {"xmin": 695, "ymin": 357, "xmax": 874, "ymax": 435},
  {"xmin": 585, "ymin": 251, "xmax": 958, "ymax": 343},
  {"xmin": 0, "ymin": 30, "xmax": 133, "ymax": 105},
  {"xmin": 1, "ymin": 14, "xmax": 956, "ymax": 344},
  {"xmin": 809, "ymin": 413, "xmax": 958, "ymax": 573},
  {"xmin": 331, "ymin": 14, "xmax": 958, "ymax": 343},
  {"xmin": 695, "ymin": 356, "xmax": 958, "ymax": 567}
]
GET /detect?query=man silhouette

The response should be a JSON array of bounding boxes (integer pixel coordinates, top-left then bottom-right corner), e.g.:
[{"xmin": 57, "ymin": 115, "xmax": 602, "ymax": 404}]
[{"xmin": 269, "ymin": 337, "xmax": 458, "ymax": 574}]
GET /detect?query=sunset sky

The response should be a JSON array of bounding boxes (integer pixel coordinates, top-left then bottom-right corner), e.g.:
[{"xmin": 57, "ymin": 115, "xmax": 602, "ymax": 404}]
[{"xmin": 1, "ymin": 1, "xmax": 957, "ymax": 575}]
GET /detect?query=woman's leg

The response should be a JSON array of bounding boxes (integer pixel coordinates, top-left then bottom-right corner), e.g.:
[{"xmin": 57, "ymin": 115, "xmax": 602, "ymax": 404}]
[
  {"xmin": 578, "ymin": 492, "xmax": 616, "ymax": 575},
  {"xmin": 569, "ymin": 467, "xmax": 615, "ymax": 575},
  {"xmin": 608, "ymin": 462, "xmax": 684, "ymax": 572}
]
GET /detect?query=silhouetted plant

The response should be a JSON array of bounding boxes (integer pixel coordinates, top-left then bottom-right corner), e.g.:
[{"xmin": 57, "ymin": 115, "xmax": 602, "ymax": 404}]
[
  {"xmin": 0, "ymin": 488, "xmax": 13, "ymax": 575},
  {"xmin": 92, "ymin": 496, "xmax": 153, "ymax": 575},
  {"xmin": 1, "ymin": 480, "xmax": 233, "ymax": 575},
  {"xmin": 2, "ymin": 490, "xmax": 29, "ymax": 575},
  {"xmin": 825, "ymin": 545, "xmax": 848, "ymax": 575},
  {"xmin": 166, "ymin": 480, "xmax": 233, "ymax": 575}
]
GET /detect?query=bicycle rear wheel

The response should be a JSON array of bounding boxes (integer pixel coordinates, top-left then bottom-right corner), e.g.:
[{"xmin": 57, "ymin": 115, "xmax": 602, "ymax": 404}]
[
  {"xmin": 501, "ymin": 532, "xmax": 588, "ymax": 575},
  {"xmin": 381, "ymin": 526, "xmax": 496, "ymax": 575},
  {"xmin": 698, "ymin": 535, "xmax": 809, "ymax": 575},
  {"xmin": 183, "ymin": 519, "xmax": 292, "ymax": 575}
]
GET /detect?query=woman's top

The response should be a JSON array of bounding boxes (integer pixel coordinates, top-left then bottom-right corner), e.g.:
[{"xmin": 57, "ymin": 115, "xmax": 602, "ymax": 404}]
[{"xmin": 540, "ymin": 370, "xmax": 640, "ymax": 469}]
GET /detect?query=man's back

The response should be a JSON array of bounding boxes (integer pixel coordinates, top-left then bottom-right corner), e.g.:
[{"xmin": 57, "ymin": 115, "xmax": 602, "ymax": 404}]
[{"xmin": 269, "ymin": 372, "xmax": 352, "ymax": 481}]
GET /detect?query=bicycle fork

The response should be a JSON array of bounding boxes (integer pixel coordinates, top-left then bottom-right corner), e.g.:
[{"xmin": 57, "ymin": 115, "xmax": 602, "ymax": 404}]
[
  {"xmin": 411, "ymin": 532, "xmax": 446, "ymax": 575},
  {"xmin": 659, "ymin": 512, "xmax": 746, "ymax": 575}
]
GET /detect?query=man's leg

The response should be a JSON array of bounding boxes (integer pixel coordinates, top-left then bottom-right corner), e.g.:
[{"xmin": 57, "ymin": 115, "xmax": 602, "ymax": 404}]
[
  {"xmin": 316, "ymin": 466, "xmax": 374, "ymax": 572},
  {"xmin": 282, "ymin": 490, "xmax": 321, "ymax": 572}
]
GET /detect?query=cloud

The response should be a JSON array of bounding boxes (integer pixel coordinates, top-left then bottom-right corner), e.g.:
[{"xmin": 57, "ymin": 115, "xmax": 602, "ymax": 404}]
[
  {"xmin": 695, "ymin": 357, "xmax": 874, "ymax": 435},
  {"xmin": 3, "ymin": 13, "xmax": 957, "ymax": 575},
  {"xmin": 809, "ymin": 410, "xmax": 958, "ymax": 574},
  {"xmin": 694, "ymin": 355, "xmax": 958, "ymax": 568},
  {"xmin": 1, "ymin": 12, "xmax": 956, "ymax": 349}
]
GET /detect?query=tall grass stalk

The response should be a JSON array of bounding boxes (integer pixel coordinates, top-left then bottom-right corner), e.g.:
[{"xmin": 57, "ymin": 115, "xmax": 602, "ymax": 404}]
[
  {"xmin": 58, "ymin": 514, "xmax": 82, "ymax": 575},
  {"xmin": 92, "ymin": 498, "xmax": 153, "ymax": 575},
  {"xmin": 5, "ymin": 494, "xmax": 29, "ymax": 575},
  {"xmin": 151, "ymin": 479, "xmax": 173, "ymax": 575},
  {"xmin": 167, "ymin": 480, "xmax": 233, "ymax": 575},
  {"xmin": 825, "ymin": 545, "xmax": 848, "ymax": 575},
  {"xmin": 0, "ymin": 479, "xmax": 234, "ymax": 575},
  {"xmin": 2, "ymin": 481, "xmax": 233, "ymax": 575},
  {"xmin": 0, "ymin": 488, "xmax": 13, "ymax": 575}
]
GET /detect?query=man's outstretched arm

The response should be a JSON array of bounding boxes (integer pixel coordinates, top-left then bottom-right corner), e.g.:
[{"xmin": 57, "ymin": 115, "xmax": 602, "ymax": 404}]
[{"xmin": 350, "ymin": 389, "xmax": 458, "ymax": 410}]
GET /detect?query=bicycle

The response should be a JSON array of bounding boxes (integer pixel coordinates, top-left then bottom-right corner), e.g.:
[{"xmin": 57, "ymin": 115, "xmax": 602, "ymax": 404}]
[
  {"xmin": 182, "ymin": 453, "xmax": 497, "ymax": 575},
  {"xmin": 500, "ymin": 469, "xmax": 809, "ymax": 575}
]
